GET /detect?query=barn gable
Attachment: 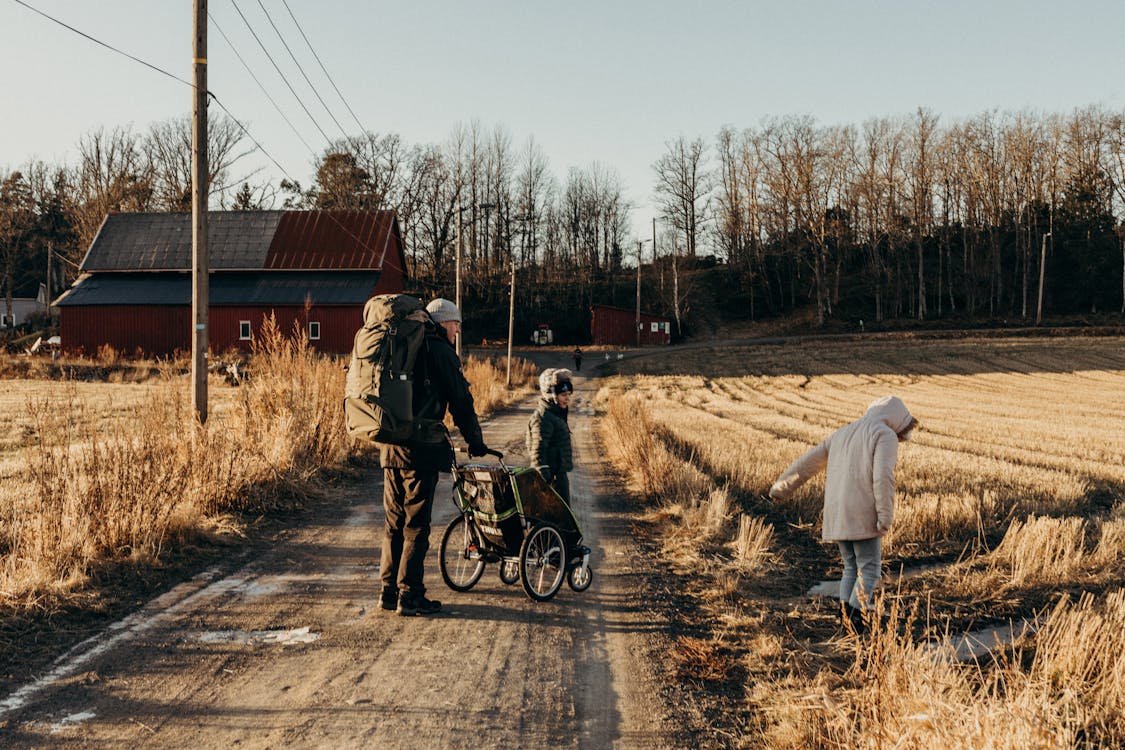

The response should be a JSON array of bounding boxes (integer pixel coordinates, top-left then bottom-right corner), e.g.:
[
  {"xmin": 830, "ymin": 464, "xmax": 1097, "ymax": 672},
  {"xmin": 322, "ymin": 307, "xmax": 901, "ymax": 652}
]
[{"xmin": 55, "ymin": 210, "xmax": 406, "ymax": 356}]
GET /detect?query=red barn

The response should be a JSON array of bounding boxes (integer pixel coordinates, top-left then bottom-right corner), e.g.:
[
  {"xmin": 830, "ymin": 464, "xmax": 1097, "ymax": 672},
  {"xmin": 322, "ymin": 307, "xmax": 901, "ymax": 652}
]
[
  {"xmin": 590, "ymin": 304, "xmax": 672, "ymax": 346},
  {"xmin": 54, "ymin": 210, "xmax": 406, "ymax": 356}
]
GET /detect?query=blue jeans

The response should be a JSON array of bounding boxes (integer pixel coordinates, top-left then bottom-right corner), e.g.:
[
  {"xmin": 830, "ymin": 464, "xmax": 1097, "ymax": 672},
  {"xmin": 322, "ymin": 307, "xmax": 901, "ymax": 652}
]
[{"xmin": 838, "ymin": 538, "xmax": 882, "ymax": 610}]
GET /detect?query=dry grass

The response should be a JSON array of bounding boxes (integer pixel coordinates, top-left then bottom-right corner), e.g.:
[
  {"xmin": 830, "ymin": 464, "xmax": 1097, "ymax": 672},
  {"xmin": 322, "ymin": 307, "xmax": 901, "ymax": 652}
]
[
  {"xmin": 598, "ymin": 335, "xmax": 1125, "ymax": 747},
  {"xmin": 0, "ymin": 319, "xmax": 530, "ymax": 613},
  {"xmin": 462, "ymin": 354, "xmax": 538, "ymax": 417}
]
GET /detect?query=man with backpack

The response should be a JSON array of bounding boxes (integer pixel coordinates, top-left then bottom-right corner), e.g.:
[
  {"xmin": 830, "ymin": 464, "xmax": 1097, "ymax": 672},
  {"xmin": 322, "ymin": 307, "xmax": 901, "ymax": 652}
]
[{"xmin": 362, "ymin": 297, "xmax": 489, "ymax": 616}]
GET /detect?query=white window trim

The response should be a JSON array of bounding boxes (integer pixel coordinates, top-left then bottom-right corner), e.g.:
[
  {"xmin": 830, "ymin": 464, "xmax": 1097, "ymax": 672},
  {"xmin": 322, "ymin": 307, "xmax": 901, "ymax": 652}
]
[
  {"xmin": 309, "ymin": 321, "xmax": 321, "ymax": 340},
  {"xmin": 239, "ymin": 320, "xmax": 252, "ymax": 340}
]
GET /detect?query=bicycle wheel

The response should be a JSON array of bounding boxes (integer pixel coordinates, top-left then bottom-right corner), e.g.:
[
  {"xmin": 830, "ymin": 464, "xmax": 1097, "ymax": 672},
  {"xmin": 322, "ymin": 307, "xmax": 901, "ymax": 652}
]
[
  {"xmin": 519, "ymin": 523, "xmax": 566, "ymax": 602},
  {"xmin": 567, "ymin": 564, "xmax": 593, "ymax": 592},
  {"xmin": 498, "ymin": 559, "xmax": 520, "ymax": 585},
  {"xmin": 439, "ymin": 514, "xmax": 486, "ymax": 592}
]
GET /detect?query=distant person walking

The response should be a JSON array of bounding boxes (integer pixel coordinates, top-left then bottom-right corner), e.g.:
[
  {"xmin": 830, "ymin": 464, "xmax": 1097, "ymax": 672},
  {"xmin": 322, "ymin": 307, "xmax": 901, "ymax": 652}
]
[
  {"xmin": 527, "ymin": 368, "xmax": 574, "ymax": 502},
  {"xmin": 376, "ymin": 298, "xmax": 490, "ymax": 616},
  {"xmin": 572, "ymin": 347, "xmax": 583, "ymax": 372},
  {"xmin": 768, "ymin": 396, "xmax": 918, "ymax": 630}
]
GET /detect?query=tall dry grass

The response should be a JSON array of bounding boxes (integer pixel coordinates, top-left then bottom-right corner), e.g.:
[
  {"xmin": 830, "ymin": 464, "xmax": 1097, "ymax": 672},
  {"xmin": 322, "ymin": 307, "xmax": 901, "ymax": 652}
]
[
  {"xmin": 0, "ymin": 322, "xmax": 536, "ymax": 611},
  {"xmin": 462, "ymin": 354, "xmax": 538, "ymax": 417},
  {"xmin": 761, "ymin": 590, "xmax": 1125, "ymax": 748},
  {"xmin": 599, "ymin": 336, "xmax": 1125, "ymax": 747},
  {"xmin": 599, "ymin": 388, "xmax": 776, "ymax": 570},
  {"xmin": 1, "ymin": 319, "xmax": 349, "ymax": 609}
]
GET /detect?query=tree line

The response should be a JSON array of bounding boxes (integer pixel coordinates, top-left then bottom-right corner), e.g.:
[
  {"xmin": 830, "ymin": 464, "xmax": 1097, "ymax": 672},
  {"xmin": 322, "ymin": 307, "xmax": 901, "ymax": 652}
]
[
  {"xmin": 3, "ymin": 106, "xmax": 1123, "ymax": 339},
  {"xmin": 702, "ymin": 107, "xmax": 1125, "ymax": 324}
]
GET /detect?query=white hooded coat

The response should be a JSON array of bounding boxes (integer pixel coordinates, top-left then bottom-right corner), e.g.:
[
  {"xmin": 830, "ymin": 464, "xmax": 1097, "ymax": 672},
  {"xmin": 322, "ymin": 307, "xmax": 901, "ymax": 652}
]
[{"xmin": 769, "ymin": 396, "xmax": 915, "ymax": 541}]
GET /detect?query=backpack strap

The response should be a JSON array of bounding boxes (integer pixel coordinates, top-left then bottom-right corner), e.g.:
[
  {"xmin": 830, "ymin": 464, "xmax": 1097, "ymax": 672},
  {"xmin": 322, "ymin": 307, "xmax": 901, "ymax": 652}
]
[{"xmin": 415, "ymin": 338, "xmax": 440, "ymax": 422}]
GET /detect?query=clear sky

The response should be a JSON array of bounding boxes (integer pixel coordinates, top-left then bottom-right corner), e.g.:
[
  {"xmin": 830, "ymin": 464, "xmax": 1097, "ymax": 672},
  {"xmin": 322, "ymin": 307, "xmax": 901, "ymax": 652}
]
[{"xmin": 3, "ymin": 0, "xmax": 1124, "ymax": 238}]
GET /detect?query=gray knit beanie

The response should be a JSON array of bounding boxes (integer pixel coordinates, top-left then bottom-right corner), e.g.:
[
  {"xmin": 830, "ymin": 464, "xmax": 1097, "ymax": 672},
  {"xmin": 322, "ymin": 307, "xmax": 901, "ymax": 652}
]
[{"xmin": 426, "ymin": 298, "xmax": 462, "ymax": 324}]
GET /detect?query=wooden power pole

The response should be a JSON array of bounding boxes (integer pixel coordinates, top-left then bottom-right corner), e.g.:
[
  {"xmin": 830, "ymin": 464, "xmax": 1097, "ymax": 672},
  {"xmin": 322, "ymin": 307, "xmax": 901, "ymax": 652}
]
[
  {"xmin": 1036, "ymin": 231, "xmax": 1050, "ymax": 326},
  {"xmin": 192, "ymin": 0, "xmax": 209, "ymax": 423},
  {"xmin": 505, "ymin": 257, "xmax": 515, "ymax": 388},
  {"xmin": 635, "ymin": 240, "xmax": 642, "ymax": 347}
]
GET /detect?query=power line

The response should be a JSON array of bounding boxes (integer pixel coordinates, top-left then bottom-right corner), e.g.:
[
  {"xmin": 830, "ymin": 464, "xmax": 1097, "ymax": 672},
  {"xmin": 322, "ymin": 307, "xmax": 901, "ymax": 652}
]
[
  {"xmin": 254, "ymin": 0, "xmax": 349, "ymax": 141},
  {"xmin": 209, "ymin": 11, "xmax": 316, "ymax": 156},
  {"xmin": 11, "ymin": 0, "xmax": 193, "ymax": 89},
  {"xmin": 9, "ymin": 0, "xmax": 384, "ymax": 256},
  {"xmin": 281, "ymin": 0, "xmax": 368, "ymax": 137},
  {"xmin": 228, "ymin": 0, "xmax": 333, "ymax": 145}
]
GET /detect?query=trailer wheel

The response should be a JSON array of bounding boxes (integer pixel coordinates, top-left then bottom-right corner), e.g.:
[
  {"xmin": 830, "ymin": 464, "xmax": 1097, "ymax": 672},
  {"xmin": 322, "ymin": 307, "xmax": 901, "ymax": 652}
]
[
  {"xmin": 519, "ymin": 523, "xmax": 566, "ymax": 602},
  {"xmin": 439, "ymin": 514, "xmax": 485, "ymax": 592}
]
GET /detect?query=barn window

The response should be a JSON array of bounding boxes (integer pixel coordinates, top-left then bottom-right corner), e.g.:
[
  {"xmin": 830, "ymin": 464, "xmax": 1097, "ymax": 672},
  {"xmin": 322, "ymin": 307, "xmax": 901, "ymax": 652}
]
[
  {"xmin": 0, "ymin": 314, "xmax": 8, "ymax": 328},
  {"xmin": 239, "ymin": 320, "xmax": 251, "ymax": 340},
  {"xmin": 309, "ymin": 321, "xmax": 321, "ymax": 340}
]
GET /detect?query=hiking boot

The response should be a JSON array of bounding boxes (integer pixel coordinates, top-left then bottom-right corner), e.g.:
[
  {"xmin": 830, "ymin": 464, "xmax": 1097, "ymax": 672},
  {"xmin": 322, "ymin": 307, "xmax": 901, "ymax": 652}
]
[
  {"xmin": 841, "ymin": 602, "xmax": 865, "ymax": 634},
  {"xmin": 397, "ymin": 595, "xmax": 442, "ymax": 617},
  {"xmin": 379, "ymin": 589, "xmax": 398, "ymax": 611}
]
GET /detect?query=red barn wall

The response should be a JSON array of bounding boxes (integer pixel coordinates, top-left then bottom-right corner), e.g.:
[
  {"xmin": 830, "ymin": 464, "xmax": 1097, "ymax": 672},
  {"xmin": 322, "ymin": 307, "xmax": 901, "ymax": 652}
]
[
  {"xmin": 210, "ymin": 306, "xmax": 362, "ymax": 354},
  {"xmin": 590, "ymin": 305, "xmax": 672, "ymax": 346},
  {"xmin": 61, "ymin": 305, "xmax": 363, "ymax": 357},
  {"xmin": 61, "ymin": 306, "xmax": 191, "ymax": 356}
]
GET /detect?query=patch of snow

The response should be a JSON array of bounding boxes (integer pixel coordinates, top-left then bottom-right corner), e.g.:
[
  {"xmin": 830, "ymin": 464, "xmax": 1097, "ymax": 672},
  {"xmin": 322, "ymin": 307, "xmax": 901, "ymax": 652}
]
[
  {"xmin": 49, "ymin": 709, "xmax": 96, "ymax": 734},
  {"xmin": 198, "ymin": 627, "xmax": 319, "ymax": 646}
]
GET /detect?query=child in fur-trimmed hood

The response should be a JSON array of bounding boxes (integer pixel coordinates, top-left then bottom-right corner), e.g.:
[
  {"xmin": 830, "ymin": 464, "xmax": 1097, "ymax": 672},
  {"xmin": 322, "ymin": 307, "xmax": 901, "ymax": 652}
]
[{"xmin": 526, "ymin": 368, "xmax": 575, "ymax": 502}]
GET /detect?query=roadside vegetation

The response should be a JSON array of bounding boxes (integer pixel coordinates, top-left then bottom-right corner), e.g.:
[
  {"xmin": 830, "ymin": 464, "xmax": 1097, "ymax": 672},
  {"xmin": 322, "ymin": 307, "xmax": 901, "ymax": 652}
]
[
  {"xmin": 598, "ymin": 335, "xmax": 1125, "ymax": 748},
  {"xmin": 0, "ymin": 320, "xmax": 534, "ymax": 620}
]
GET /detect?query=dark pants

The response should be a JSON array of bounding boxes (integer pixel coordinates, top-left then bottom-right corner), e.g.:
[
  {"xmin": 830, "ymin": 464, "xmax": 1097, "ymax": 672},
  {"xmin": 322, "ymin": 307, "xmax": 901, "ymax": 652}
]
[
  {"xmin": 380, "ymin": 467, "xmax": 440, "ymax": 599},
  {"xmin": 551, "ymin": 471, "xmax": 571, "ymax": 503}
]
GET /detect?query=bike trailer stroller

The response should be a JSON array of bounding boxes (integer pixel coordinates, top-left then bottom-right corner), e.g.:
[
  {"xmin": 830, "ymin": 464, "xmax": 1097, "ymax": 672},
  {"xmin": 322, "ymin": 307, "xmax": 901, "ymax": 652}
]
[{"xmin": 439, "ymin": 451, "xmax": 592, "ymax": 602}]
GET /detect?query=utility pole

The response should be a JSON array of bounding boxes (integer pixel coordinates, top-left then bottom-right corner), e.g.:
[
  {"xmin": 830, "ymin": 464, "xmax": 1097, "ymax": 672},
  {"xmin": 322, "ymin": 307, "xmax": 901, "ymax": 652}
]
[
  {"xmin": 455, "ymin": 207, "xmax": 463, "ymax": 358},
  {"xmin": 192, "ymin": 0, "xmax": 209, "ymax": 423},
  {"xmin": 45, "ymin": 241, "xmax": 51, "ymax": 320},
  {"xmin": 1036, "ymin": 231, "xmax": 1050, "ymax": 326},
  {"xmin": 506, "ymin": 256, "xmax": 516, "ymax": 387},
  {"xmin": 635, "ymin": 240, "xmax": 642, "ymax": 347}
]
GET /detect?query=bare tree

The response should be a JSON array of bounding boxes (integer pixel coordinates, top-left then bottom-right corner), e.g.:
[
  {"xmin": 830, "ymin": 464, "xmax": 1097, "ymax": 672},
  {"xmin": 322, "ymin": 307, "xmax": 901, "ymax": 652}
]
[
  {"xmin": 144, "ymin": 115, "xmax": 252, "ymax": 211},
  {"xmin": 0, "ymin": 170, "xmax": 36, "ymax": 323},
  {"xmin": 907, "ymin": 108, "xmax": 939, "ymax": 320},
  {"xmin": 69, "ymin": 126, "xmax": 154, "ymax": 250},
  {"xmin": 653, "ymin": 136, "xmax": 709, "ymax": 258}
]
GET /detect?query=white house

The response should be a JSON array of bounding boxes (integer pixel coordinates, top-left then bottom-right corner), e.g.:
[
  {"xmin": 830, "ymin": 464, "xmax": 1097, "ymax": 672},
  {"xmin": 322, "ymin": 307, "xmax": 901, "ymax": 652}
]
[{"xmin": 1, "ymin": 283, "xmax": 49, "ymax": 328}]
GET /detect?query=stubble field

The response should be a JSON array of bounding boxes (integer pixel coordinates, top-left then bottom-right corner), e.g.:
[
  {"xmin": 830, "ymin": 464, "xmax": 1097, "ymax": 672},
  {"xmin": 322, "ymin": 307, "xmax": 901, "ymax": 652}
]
[{"xmin": 598, "ymin": 334, "xmax": 1125, "ymax": 748}]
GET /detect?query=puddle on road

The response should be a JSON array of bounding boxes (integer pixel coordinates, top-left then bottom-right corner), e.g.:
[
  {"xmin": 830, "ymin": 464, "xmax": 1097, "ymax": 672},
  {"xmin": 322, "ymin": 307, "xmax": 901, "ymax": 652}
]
[{"xmin": 197, "ymin": 626, "xmax": 320, "ymax": 646}]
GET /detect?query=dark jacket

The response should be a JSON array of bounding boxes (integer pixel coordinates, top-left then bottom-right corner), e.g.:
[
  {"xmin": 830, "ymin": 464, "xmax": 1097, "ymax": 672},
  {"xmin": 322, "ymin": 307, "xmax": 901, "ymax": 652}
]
[
  {"xmin": 526, "ymin": 398, "xmax": 573, "ymax": 478},
  {"xmin": 378, "ymin": 322, "xmax": 483, "ymax": 472}
]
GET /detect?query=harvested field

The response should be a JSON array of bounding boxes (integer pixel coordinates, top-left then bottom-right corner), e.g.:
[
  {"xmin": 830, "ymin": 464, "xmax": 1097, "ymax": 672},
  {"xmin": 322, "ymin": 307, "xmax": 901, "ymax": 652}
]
[{"xmin": 598, "ymin": 335, "xmax": 1125, "ymax": 747}]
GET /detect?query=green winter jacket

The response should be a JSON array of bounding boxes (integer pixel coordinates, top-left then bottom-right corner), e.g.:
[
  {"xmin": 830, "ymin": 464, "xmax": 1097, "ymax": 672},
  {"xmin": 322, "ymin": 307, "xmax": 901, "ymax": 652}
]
[{"xmin": 525, "ymin": 398, "xmax": 573, "ymax": 480}]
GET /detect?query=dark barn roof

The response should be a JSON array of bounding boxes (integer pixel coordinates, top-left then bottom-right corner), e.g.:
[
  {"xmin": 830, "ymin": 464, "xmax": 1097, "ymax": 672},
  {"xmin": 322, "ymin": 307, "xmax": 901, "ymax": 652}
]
[
  {"xmin": 80, "ymin": 210, "xmax": 404, "ymax": 272},
  {"xmin": 55, "ymin": 272, "xmax": 382, "ymax": 307}
]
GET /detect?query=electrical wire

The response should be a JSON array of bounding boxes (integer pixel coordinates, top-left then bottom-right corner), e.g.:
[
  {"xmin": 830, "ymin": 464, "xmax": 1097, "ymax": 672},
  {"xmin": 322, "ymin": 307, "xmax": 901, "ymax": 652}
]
[
  {"xmin": 10, "ymin": 0, "xmax": 385, "ymax": 256},
  {"xmin": 209, "ymin": 11, "xmax": 316, "ymax": 156},
  {"xmin": 11, "ymin": 0, "xmax": 193, "ymax": 89},
  {"xmin": 254, "ymin": 0, "xmax": 349, "ymax": 141},
  {"xmin": 228, "ymin": 0, "xmax": 333, "ymax": 145},
  {"xmin": 281, "ymin": 0, "xmax": 368, "ymax": 136}
]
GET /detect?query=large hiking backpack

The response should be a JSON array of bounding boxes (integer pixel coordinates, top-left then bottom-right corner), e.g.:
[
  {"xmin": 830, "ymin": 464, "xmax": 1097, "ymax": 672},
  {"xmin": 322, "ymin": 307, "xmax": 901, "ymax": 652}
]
[{"xmin": 343, "ymin": 294, "xmax": 445, "ymax": 445}]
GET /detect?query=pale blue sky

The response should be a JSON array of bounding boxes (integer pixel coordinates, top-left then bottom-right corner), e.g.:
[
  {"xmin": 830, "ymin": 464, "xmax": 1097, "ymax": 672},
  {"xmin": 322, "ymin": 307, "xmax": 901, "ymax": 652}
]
[{"xmin": 3, "ymin": 0, "xmax": 1124, "ymax": 237}]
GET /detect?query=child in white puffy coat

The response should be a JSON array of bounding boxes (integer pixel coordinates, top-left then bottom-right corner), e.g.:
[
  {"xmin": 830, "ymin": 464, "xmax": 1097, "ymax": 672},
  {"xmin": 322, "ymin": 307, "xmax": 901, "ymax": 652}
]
[{"xmin": 770, "ymin": 395, "xmax": 918, "ymax": 624}]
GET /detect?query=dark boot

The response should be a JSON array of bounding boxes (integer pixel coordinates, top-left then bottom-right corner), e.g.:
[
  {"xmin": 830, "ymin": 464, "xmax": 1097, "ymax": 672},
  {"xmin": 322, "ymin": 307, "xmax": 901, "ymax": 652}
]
[
  {"xmin": 397, "ymin": 595, "xmax": 442, "ymax": 617},
  {"xmin": 841, "ymin": 602, "xmax": 865, "ymax": 634}
]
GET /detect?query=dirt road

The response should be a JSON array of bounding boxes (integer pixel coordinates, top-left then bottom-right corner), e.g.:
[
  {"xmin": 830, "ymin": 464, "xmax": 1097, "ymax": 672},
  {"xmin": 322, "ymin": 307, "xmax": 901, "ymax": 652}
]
[{"xmin": 0, "ymin": 360, "xmax": 685, "ymax": 748}]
